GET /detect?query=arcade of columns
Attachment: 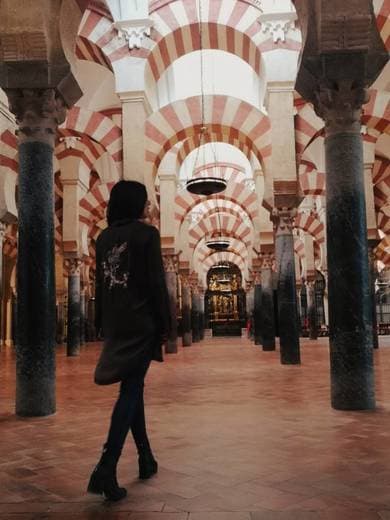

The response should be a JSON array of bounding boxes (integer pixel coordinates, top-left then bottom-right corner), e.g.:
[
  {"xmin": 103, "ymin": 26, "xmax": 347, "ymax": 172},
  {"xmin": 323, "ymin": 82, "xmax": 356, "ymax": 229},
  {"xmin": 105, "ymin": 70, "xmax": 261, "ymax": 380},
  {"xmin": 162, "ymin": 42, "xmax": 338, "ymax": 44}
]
[{"xmin": 0, "ymin": 0, "xmax": 388, "ymax": 416}]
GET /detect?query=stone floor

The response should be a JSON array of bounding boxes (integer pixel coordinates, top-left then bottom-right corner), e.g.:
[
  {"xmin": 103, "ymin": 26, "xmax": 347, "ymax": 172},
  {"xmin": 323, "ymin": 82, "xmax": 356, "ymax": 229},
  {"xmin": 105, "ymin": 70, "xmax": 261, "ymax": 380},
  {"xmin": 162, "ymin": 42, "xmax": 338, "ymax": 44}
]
[{"xmin": 1, "ymin": 336, "xmax": 390, "ymax": 520}]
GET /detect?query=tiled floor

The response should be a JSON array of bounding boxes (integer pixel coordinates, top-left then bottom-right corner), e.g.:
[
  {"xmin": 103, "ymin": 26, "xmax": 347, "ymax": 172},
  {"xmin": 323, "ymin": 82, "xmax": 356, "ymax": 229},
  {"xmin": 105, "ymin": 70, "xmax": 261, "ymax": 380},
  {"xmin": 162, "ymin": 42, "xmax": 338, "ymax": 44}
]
[{"xmin": 1, "ymin": 336, "xmax": 390, "ymax": 519}]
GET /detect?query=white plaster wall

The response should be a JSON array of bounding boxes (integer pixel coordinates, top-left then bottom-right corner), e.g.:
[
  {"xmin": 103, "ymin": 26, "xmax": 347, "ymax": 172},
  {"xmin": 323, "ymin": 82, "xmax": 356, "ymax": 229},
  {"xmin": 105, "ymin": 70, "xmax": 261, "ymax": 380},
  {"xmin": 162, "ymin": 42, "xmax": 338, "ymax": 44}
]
[
  {"xmin": 75, "ymin": 62, "xmax": 120, "ymax": 112},
  {"xmin": 156, "ymin": 50, "xmax": 260, "ymax": 109}
]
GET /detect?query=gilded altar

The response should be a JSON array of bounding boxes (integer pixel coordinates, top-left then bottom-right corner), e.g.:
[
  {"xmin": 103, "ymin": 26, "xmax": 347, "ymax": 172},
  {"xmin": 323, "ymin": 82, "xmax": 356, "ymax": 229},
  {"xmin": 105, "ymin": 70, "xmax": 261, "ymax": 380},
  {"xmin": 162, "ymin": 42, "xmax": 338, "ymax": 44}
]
[{"xmin": 205, "ymin": 264, "xmax": 246, "ymax": 335}]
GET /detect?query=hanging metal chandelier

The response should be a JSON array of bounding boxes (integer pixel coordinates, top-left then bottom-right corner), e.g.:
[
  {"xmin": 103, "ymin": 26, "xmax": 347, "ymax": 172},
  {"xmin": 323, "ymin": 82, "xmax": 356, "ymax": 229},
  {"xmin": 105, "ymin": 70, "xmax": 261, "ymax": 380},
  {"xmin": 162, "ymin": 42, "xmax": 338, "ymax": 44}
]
[
  {"xmin": 205, "ymin": 236, "xmax": 230, "ymax": 251},
  {"xmin": 186, "ymin": 175, "xmax": 227, "ymax": 196}
]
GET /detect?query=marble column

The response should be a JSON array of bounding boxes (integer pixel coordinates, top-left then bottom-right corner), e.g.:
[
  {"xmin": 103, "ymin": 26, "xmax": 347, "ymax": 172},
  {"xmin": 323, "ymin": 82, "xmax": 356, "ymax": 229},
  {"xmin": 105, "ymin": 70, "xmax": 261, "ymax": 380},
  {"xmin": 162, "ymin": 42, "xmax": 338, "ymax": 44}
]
[
  {"xmin": 163, "ymin": 253, "xmax": 178, "ymax": 353},
  {"xmin": 80, "ymin": 287, "xmax": 86, "ymax": 346},
  {"xmin": 367, "ymin": 242, "xmax": 379, "ymax": 349},
  {"xmin": 198, "ymin": 290, "xmax": 205, "ymax": 340},
  {"xmin": 245, "ymin": 283, "xmax": 255, "ymax": 340},
  {"xmin": 87, "ymin": 297, "xmax": 96, "ymax": 342},
  {"xmin": 65, "ymin": 258, "xmax": 82, "ymax": 357},
  {"xmin": 306, "ymin": 280, "xmax": 318, "ymax": 340},
  {"xmin": 272, "ymin": 208, "xmax": 301, "ymax": 365},
  {"xmin": 5, "ymin": 89, "xmax": 66, "ymax": 416},
  {"xmin": 0, "ymin": 223, "xmax": 6, "ymax": 348},
  {"xmin": 260, "ymin": 253, "xmax": 276, "ymax": 351},
  {"xmin": 56, "ymin": 291, "xmax": 65, "ymax": 345},
  {"xmin": 180, "ymin": 271, "xmax": 192, "ymax": 347},
  {"xmin": 315, "ymin": 81, "xmax": 374, "ymax": 410},
  {"xmin": 252, "ymin": 259, "xmax": 262, "ymax": 345},
  {"xmin": 11, "ymin": 290, "xmax": 17, "ymax": 346},
  {"xmin": 191, "ymin": 289, "xmax": 201, "ymax": 343}
]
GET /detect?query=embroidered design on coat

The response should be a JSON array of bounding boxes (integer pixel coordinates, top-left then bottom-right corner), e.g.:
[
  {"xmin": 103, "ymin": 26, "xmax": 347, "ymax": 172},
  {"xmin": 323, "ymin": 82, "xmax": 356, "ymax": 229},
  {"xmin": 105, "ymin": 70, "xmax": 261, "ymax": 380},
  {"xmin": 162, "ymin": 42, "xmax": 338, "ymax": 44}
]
[{"xmin": 102, "ymin": 242, "xmax": 129, "ymax": 289}]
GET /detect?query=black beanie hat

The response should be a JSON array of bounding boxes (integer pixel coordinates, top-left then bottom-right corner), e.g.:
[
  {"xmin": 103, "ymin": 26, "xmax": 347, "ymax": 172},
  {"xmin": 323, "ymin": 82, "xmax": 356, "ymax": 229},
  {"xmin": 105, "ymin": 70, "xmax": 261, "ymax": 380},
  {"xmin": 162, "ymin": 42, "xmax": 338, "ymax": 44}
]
[{"xmin": 107, "ymin": 180, "xmax": 147, "ymax": 225}]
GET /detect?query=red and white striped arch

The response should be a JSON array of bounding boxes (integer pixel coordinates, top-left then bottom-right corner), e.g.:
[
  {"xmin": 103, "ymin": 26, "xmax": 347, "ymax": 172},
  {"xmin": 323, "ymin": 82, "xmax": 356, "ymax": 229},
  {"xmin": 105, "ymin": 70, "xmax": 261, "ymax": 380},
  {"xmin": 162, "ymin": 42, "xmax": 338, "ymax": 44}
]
[
  {"xmin": 374, "ymin": 157, "xmax": 390, "ymax": 209},
  {"xmin": 373, "ymin": 155, "xmax": 390, "ymax": 185},
  {"xmin": 61, "ymin": 107, "xmax": 122, "ymax": 172},
  {"xmin": 362, "ymin": 89, "xmax": 390, "ymax": 137},
  {"xmin": 377, "ymin": 210, "xmax": 390, "ymax": 234},
  {"xmin": 146, "ymin": 95, "xmax": 271, "ymax": 179},
  {"xmin": 294, "ymin": 236, "xmax": 305, "ymax": 262},
  {"xmin": 294, "ymin": 102, "xmax": 324, "ymax": 156},
  {"xmin": 176, "ymin": 133, "xmax": 253, "ymax": 169},
  {"xmin": 192, "ymin": 203, "xmax": 251, "ymax": 227},
  {"xmin": 200, "ymin": 249, "xmax": 246, "ymax": 276},
  {"xmin": 195, "ymin": 240, "xmax": 249, "ymax": 276},
  {"xmin": 192, "ymin": 163, "xmax": 247, "ymax": 183},
  {"xmin": 79, "ymin": 181, "xmax": 115, "ymax": 227},
  {"xmin": 374, "ymin": 0, "xmax": 390, "ymax": 50},
  {"xmin": 75, "ymin": 6, "xmax": 150, "ymax": 72},
  {"xmin": 189, "ymin": 214, "xmax": 252, "ymax": 250},
  {"xmin": 147, "ymin": 0, "xmax": 301, "ymax": 84},
  {"xmin": 299, "ymin": 160, "xmax": 325, "ymax": 196},
  {"xmin": 295, "ymin": 212, "xmax": 325, "ymax": 244},
  {"xmin": 56, "ymin": 135, "xmax": 108, "ymax": 178},
  {"xmin": 79, "ymin": 181, "xmax": 115, "ymax": 256},
  {"xmin": 0, "ymin": 129, "xmax": 18, "ymax": 176},
  {"xmin": 175, "ymin": 186, "xmax": 258, "ymax": 224},
  {"xmin": 376, "ymin": 235, "xmax": 390, "ymax": 265}
]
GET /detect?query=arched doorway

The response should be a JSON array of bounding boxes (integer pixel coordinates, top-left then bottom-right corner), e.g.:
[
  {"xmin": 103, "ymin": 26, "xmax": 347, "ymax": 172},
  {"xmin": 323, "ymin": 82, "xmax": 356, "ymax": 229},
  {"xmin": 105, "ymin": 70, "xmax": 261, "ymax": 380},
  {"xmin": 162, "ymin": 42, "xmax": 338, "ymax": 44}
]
[{"xmin": 205, "ymin": 262, "xmax": 246, "ymax": 336}]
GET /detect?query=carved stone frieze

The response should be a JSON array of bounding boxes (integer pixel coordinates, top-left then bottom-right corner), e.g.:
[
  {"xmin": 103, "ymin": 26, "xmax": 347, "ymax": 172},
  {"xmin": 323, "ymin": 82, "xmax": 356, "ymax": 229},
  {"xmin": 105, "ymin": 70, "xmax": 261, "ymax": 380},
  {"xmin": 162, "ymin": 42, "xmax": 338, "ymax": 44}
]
[
  {"xmin": 113, "ymin": 19, "xmax": 153, "ymax": 50},
  {"xmin": 5, "ymin": 89, "xmax": 66, "ymax": 146},
  {"xmin": 59, "ymin": 136, "xmax": 81, "ymax": 149},
  {"xmin": 260, "ymin": 18, "xmax": 295, "ymax": 43}
]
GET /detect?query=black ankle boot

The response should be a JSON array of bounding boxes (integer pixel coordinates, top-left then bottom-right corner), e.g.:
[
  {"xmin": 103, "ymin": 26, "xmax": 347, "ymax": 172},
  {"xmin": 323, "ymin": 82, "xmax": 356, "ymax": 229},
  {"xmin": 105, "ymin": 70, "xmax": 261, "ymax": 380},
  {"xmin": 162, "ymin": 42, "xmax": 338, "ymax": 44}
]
[
  {"xmin": 87, "ymin": 449, "xmax": 127, "ymax": 501},
  {"xmin": 138, "ymin": 451, "xmax": 158, "ymax": 480}
]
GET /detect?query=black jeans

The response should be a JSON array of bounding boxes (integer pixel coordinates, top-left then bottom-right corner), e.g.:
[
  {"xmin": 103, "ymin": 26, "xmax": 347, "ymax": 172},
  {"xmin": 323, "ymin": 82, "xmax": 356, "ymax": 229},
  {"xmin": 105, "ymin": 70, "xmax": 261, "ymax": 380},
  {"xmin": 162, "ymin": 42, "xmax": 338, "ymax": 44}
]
[{"xmin": 105, "ymin": 356, "xmax": 152, "ymax": 460}]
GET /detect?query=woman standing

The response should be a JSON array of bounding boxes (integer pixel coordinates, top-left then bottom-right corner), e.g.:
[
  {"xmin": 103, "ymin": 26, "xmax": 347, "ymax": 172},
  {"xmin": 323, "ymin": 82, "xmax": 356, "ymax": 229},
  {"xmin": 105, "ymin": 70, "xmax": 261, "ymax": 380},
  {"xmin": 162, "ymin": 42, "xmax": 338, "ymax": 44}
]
[{"xmin": 87, "ymin": 180, "xmax": 170, "ymax": 501}]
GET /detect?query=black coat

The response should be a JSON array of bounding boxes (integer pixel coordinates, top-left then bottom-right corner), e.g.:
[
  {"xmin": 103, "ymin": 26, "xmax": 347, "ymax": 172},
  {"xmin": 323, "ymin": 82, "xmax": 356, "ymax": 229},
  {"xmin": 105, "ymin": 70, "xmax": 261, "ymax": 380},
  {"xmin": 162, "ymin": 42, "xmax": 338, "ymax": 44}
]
[{"xmin": 94, "ymin": 218, "xmax": 170, "ymax": 384}]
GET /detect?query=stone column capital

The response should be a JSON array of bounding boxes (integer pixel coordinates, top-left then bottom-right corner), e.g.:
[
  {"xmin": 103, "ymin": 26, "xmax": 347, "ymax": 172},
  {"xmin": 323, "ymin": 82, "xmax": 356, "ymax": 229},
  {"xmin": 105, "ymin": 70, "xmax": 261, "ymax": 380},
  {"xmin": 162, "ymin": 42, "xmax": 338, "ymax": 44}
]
[
  {"xmin": 64, "ymin": 258, "xmax": 82, "ymax": 276},
  {"xmin": 313, "ymin": 80, "xmax": 369, "ymax": 137},
  {"xmin": 180, "ymin": 272, "xmax": 191, "ymax": 288},
  {"xmin": 162, "ymin": 252, "xmax": 179, "ymax": 273},
  {"xmin": 0, "ymin": 222, "xmax": 7, "ymax": 242},
  {"xmin": 259, "ymin": 252, "xmax": 274, "ymax": 270},
  {"xmin": 5, "ymin": 89, "xmax": 66, "ymax": 147},
  {"xmin": 245, "ymin": 279, "xmax": 254, "ymax": 291},
  {"xmin": 271, "ymin": 207, "xmax": 297, "ymax": 237}
]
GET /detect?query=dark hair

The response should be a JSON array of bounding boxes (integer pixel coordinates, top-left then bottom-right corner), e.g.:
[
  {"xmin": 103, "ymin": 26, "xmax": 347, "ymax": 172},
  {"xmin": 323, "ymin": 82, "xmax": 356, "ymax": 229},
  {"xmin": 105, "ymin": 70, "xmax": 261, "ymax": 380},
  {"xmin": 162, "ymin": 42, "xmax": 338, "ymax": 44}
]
[{"xmin": 107, "ymin": 180, "xmax": 147, "ymax": 226}]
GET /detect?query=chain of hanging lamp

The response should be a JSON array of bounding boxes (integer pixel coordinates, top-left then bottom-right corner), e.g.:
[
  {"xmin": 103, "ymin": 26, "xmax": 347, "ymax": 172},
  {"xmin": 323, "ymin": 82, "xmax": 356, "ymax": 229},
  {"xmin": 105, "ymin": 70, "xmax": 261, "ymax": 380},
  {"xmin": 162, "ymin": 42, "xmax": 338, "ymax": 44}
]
[{"xmin": 185, "ymin": 0, "xmax": 227, "ymax": 198}]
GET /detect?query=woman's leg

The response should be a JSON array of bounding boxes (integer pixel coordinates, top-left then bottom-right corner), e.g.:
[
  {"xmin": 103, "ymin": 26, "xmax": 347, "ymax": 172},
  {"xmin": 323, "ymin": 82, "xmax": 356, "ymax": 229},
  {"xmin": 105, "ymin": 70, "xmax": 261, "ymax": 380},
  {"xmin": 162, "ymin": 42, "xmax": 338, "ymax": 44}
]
[
  {"xmin": 104, "ymin": 375, "xmax": 144, "ymax": 459},
  {"xmin": 105, "ymin": 357, "xmax": 151, "ymax": 459},
  {"xmin": 131, "ymin": 390, "xmax": 150, "ymax": 451}
]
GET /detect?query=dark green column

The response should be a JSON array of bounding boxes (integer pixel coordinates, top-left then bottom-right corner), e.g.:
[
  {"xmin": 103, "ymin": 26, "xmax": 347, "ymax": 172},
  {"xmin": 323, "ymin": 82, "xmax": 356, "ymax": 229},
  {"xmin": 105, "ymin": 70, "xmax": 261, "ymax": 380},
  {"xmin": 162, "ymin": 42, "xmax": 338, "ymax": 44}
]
[
  {"xmin": 66, "ymin": 259, "xmax": 81, "ymax": 357},
  {"xmin": 191, "ymin": 290, "xmax": 201, "ymax": 343},
  {"xmin": 260, "ymin": 254, "xmax": 276, "ymax": 351},
  {"xmin": 181, "ymin": 276, "xmax": 192, "ymax": 347},
  {"xmin": 80, "ymin": 288, "xmax": 86, "ymax": 346},
  {"xmin": 317, "ymin": 82, "xmax": 375, "ymax": 410},
  {"xmin": 368, "ymin": 242, "xmax": 379, "ymax": 349},
  {"xmin": 7, "ymin": 89, "xmax": 65, "ymax": 416},
  {"xmin": 306, "ymin": 281, "xmax": 318, "ymax": 340},
  {"xmin": 272, "ymin": 209, "xmax": 301, "ymax": 365},
  {"xmin": 163, "ymin": 253, "xmax": 178, "ymax": 353}
]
